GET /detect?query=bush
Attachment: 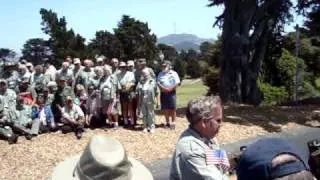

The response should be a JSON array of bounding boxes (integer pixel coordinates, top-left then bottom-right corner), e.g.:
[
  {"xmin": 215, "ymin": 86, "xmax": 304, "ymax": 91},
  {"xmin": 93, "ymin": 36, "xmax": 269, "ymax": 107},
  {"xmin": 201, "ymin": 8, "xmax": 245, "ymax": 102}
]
[
  {"xmin": 186, "ymin": 60, "xmax": 202, "ymax": 78},
  {"xmin": 173, "ymin": 58, "xmax": 187, "ymax": 80},
  {"xmin": 258, "ymin": 81, "xmax": 289, "ymax": 105},
  {"xmin": 203, "ymin": 66, "xmax": 220, "ymax": 95}
]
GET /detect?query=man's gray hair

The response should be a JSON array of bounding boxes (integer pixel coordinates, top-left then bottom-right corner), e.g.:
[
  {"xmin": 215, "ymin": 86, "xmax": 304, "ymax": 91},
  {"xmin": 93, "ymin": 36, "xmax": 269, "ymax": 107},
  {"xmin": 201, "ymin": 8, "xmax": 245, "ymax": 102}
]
[{"xmin": 186, "ymin": 96, "xmax": 221, "ymax": 125}]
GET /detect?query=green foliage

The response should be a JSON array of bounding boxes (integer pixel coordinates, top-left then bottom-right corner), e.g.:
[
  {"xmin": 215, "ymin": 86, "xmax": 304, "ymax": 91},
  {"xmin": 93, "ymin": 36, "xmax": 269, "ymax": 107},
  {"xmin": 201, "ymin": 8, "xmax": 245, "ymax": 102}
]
[
  {"xmin": 88, "ymin": 30, "xmax": 123, "ymax": 60},
  {"xmin": 39, "ymin": 8, "xmax": 87, "ymax": 66},
  {"xmin": 258, "ymin": 81, "xmax": 289, "ymax": 105},
  {"xmin": 114, "ymin": 15, "xmax": 157, "ymax": 61},
  {"xmin": 187, "ymin": 60, "xmax": 202, "ymax": 78},
  {"xmin": 173, "ymin": 58, "xmax": 187, "ymax": 80},
  {"xmin": 158, "ymin": 44, "xmax": 178, "ymax": 61},
  {"xmin": 21, "ymin": 38, "xmax": 52, "ymax": 65},
  {"xmin": 276, "ymin": 49, "xmax": 306, "ymax": 99},
  {"xmin": 0, "ymin": 48, "xmax": 16, "ymax": 61},
  {"xmin": 203, "ymin": 66, "xmax": 220, "ymax": 94}
]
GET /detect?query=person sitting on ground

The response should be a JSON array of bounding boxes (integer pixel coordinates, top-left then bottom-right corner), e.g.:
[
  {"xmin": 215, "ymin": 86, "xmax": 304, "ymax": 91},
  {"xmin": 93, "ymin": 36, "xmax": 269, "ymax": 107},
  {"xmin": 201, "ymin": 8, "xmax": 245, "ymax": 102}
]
[
  {"xmin": 136, "ymin": 68, "xmax": 157, "ymax": 133},
  {"xmin": 52, "ymin": 134, "xmax": 154, "ymax": 180},
  {"xmin": 170, "ymin": 96, "xmax": 229, "ymax": 180},
  {"xmin": 0, "ymin": 95, "xmax": 19, "ymax": 144},
  {"xmin": 117, "ymin": 61, "xmax": 136, "ymax": 126},
  {"xmin": 16, "ymin": 76, "xmax": 37, "ymax": 105},
  {"xmin": 12, "ymin": 96, "xmax": 40, "ymax": 138},
  {"xmin": 32, "ymin": 95, "xmax": 55, "ymax": 133},
  {"xmin": 59, "ymin": 96, "xmax": 85, "ymax": 139},
  {"xmin": 236, "ymin": 138, "xmax": 315, "ymax": 180}
]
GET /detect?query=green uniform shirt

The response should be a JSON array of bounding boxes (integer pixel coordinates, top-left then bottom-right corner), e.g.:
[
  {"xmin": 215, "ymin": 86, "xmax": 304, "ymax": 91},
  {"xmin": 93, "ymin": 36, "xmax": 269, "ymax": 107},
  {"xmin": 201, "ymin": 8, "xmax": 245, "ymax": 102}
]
[
  {"xmin": 170, "ymin": 127, "xmax": 229, "ymax": 180},
  {"xmin": 13, "ymin": 105, "xmax": 32, "ymax": 126}
]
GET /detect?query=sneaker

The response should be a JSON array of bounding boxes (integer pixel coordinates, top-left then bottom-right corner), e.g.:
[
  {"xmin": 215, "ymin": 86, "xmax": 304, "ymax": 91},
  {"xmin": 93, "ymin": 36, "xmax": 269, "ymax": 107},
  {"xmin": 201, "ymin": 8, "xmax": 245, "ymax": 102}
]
[
  {"xmin": 143, "ymin": 128, "xmax": 148, "ymax": 133},
  {"xmin": 76, "ymin": 131, "xmax": 83, "ymax": 140},
  {"xmin": 113, "ymin": 124, "xmax": 120, "ymax": 130},
  {"xmin": 25, "ymin": 134, "xmax": 32, "ymax": 140},
  {"xmin": 170, "ymin": 124, "xmax": 176, "ymax": 130},
  {"xmin": 150, "ymin": 128, "xmax": 155, "ymax": 134},
  {"xmin": 8, "ymin": 134, "xmax": 18, "ymax": 144}
]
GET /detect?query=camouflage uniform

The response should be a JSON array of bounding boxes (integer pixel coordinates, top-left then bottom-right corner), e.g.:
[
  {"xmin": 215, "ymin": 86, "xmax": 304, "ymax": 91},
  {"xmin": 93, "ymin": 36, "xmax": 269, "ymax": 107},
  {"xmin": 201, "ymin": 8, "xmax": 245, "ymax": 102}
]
[
  {"xmin": 2, "ymin": 62, "xmax": 20, "ymax": 90},
  {"xmin": 52, "ymin": 83, "xmax": 75, "ymax": 122},
  {"xmin": 13, "ymin": 103, "xmax": 40, "ymax": 135},
  {"xmin": 78, "ymin": 68, "xmax": 94, "ymax": 88},
  {"xmin": 0, "ymin": 95, "xmax": 18, "ymax": 144}
]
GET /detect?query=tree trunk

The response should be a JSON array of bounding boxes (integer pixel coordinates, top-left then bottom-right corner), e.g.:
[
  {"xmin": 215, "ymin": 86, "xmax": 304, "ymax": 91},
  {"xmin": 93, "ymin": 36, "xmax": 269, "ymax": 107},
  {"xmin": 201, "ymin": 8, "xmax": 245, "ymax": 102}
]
[{"xmin": 219, "ymin": 0, "xmax": 274, "ymax": 105}]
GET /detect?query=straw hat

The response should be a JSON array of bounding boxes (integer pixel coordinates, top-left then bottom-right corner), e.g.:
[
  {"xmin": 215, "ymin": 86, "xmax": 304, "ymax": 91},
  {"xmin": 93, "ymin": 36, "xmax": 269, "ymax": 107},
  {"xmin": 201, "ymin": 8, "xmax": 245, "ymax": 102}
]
[{"xmin": 51, "ymin": 135, "xmax": 153, "ymax": 180}]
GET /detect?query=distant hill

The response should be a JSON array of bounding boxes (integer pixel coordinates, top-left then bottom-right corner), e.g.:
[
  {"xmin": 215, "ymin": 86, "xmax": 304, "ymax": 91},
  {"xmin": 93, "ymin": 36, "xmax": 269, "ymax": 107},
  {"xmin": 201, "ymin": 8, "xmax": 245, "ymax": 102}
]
[{"xmin": 158, "ymin": 33, "xmax": 214, "ymax": 51}]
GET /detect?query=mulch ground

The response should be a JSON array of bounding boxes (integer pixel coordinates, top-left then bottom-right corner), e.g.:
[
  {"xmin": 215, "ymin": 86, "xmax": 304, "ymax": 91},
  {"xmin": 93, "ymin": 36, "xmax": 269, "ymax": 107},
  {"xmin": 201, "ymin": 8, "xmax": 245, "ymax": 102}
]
[{"xmin": 0, "ymin": 105, "xmax": 319, "ymax": 180}]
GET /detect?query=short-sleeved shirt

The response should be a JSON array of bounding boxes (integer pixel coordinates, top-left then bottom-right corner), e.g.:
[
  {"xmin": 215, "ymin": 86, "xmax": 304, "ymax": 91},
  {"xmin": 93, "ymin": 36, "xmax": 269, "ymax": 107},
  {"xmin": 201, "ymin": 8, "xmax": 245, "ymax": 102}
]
[
  {"xmin": 117, "ymin": 71, "xmax": 136, "ymax": 92},
  {"xmin": 14, "ymin": 105, "xmax": 32, "ymax": 126},
  {"xmin": 99, "ymin": 75, "xmax": 119, "ymax": 101},
  {"xmin": 88, "ymin": 76, "xmax": 101, "ymax": 90},
  {"xmin": 170, "ymin": 127, "xmax": 228, "ymax": 180},
  {"xmin": 136, "ymin": 79, "xmax": 157, "ymax": 105},
  {"xmin": 1, "ymin": 89, "xmax": 17, "ymax": 109},
  {"xmin": 157, "ymin": 70, "xmax": 180, "ymax": 89},
  {"xmin": 78, "ymin": 68, "xmax": 94, "ymax": 87},
  {"xmin": 135, "ymin": 67, "xmax": 156, "ymax": 84},
  {"xmin": 62, "ymin": 104, "xmax": 84, "ymax": 121},
  {"xmin": 56, "ymin": 69, "xmax": 74, "ymax": 85}
]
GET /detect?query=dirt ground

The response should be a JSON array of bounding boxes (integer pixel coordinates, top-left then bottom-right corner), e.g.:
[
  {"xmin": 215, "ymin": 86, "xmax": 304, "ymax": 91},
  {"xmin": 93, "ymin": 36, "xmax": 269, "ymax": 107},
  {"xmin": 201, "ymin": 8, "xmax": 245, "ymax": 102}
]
[{"xmin": 0, "ymin": 105, "xmax": 319, "ymax": 180}]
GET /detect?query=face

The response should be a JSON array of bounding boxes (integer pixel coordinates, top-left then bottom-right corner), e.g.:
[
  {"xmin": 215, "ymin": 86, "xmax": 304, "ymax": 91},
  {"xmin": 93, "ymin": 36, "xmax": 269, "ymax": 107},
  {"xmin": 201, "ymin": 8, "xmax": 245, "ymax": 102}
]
[
  {"xmin": 201, "ymin": 106, "xmax": 223, "ymax": 139},
  {"xmin": 67, "ymin": 100, "xmax": 73, "ymax": 108},
  {"xmin": 119, "ymin": 66, "xmax": 126, "ymax": 72},
  {"xmin": 162, "ymin": 64, "xmax": 169, "ymax": 72},
  {"xmin": 128, "ymin": 65, "xmax": 134, "ymax": 71},
  {"xmin": 0, "ymin": 83, "xmax": 7, "ymax": 92},
  {"xmin": 112, "ymin": 61, "xmax": 119, "ymax": 68}
]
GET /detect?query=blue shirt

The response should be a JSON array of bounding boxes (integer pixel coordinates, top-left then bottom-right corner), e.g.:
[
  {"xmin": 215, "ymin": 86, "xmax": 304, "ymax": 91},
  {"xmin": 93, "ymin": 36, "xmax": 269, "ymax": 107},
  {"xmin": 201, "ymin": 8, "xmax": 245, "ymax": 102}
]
[{"xmin": 157, "ymin": 70, "xmax": 180, "ymax": 88}]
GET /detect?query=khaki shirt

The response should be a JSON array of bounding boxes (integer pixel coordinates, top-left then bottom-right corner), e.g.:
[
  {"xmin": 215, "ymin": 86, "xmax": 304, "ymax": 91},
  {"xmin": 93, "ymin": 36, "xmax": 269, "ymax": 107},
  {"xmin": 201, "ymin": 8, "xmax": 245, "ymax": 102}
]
[{"xmin": 170, "ymin": 127, "xmax": 229, "ymax": 180}]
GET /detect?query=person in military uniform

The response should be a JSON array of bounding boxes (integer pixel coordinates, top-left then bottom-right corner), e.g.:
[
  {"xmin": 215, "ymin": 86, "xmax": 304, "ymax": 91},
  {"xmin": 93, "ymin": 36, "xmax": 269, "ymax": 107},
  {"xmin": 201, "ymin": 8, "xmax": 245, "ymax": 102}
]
[
  {"xmin": 0, "ymin": 79, "xmax": 17, "ymax": 108},
  {"xmin": 170, "ymin": 96, "xmax": 229, "ymax": 180},
  {"xmin": 1, "ymin": 61, "xmax": 20, "ymax": 90},
  {"xmin": 16, "ymin": 76, "xmax": 37, "ymax": 105},
  {"xmin": 18, "ymin": 64, "xmax": 31, "ymax": 81},
  {"xmin": 12, "ymin": 96, "xmax": 40, "ymax": 137},
  {"xmin": 117, "ymin": 62, "xmax": 136, "ymax": 126},
  {"xmin": 56, "ymin": 61, "xmax": 74, "ymax": 86},
  {"xmin": 99, "ymin": 65, "xmax": 120, "ymax": 129},
  {"xmin": 60, "ymin": 96, "xmax": 84, "ymax": 139},
  {"xmin": 52, "ymin": 77, "xmax": 75, "ymax": 123},
  {"xmin": 135, "ymin": 58, "xmax": 156, "ymax": 83},
  {"xmin": 88, "ymin": 67, "xmax": 103, "ymax": 90},
  {"xmin": 111, "ymin": 58, "xmax": 120, "ymax": 75},
  {"xmin": 77, "ymin": 59, "xmax": 94, "ymax": 88},
  {"xmin": 30, "ymin": 65, "xmax": 46, "ymax": 95},
  {"xmin": 136, "ymin": 68, "xmax": 157, "ymax": 133},
  {"xmin": 0, "ymin": 95, "xmax": 19, "ymax": 144},
  {"xmin": 72, "ymin": 58, "xmax": 83, "ymax": 90}
]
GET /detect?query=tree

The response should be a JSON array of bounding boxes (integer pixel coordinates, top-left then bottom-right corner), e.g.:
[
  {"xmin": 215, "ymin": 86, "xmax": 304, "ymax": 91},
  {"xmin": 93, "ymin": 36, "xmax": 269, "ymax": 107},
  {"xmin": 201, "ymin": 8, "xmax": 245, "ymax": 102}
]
[
  {"xmin": 173, "ymin": 58, "xmax": 187, "ymax": 80},
  {"xmin": 114, "ymin": 15, "xmax": 157, "ymax": 61},
  {"xmin": 208, "ymin": 0, "xmax": 294, "ymax": 105},
  {"xmin": 0, "ymin": 48, "xmax": 16, "ymax": 61},
  {"xmin": 21, "ymin": 38, "xmax": 52, "ymax": 65},
  {"xmin": 39, "ymin": 8, "xmax": 87, "ymax": 65},
  {"xmin": 88, "ymin": 30, "xmax": 123, "ymax": 60},
  {"xmin": 158, "ymin": 44, "xmax": 178, "ymax": 61}
]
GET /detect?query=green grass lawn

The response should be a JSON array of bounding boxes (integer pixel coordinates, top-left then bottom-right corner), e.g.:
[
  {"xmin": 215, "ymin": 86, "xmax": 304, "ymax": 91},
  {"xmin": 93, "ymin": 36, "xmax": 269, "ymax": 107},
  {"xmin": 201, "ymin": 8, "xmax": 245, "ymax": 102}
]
[{"xmin": 176, "ymin": 80, "xmax": 208, "ymax": 108}]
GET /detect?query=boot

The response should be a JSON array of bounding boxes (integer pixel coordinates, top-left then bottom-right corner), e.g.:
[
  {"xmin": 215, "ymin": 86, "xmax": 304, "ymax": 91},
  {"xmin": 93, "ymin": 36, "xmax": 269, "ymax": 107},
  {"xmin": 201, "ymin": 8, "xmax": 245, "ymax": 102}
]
[
  {"xmin": 8, "ymin": 134, "xmax": 19, "ymax": 144},
  {"xmin": 25, "ymin": 133, "xmax": 32, "ymax": 140}
]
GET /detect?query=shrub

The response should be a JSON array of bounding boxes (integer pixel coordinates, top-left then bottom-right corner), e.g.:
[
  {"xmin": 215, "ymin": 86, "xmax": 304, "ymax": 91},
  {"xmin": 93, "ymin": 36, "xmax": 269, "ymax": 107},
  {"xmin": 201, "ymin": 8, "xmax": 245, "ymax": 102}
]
[
  {"xmin": 258, "ymin": 81, "xmax": 289, "ymax": 105},
  {"xmin": 203, "ymin": 66, "xmax": 220, "ymax": 95}
]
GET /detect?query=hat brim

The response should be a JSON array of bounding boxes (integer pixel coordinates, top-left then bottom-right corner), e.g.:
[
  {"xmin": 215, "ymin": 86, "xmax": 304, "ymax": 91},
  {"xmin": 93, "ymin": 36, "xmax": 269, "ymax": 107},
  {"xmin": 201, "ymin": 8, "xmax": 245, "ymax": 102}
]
[{"xmin": 51, "ymin": 155, "xmax": 153, "ymax": 180}]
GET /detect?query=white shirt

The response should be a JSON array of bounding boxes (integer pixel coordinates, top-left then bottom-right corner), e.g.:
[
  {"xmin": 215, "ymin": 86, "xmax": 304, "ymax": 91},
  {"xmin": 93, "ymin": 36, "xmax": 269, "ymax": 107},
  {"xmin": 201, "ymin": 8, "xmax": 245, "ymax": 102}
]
[{"xmin": 157, "ymin": 70, "xmax": 180, "ymax": 88}]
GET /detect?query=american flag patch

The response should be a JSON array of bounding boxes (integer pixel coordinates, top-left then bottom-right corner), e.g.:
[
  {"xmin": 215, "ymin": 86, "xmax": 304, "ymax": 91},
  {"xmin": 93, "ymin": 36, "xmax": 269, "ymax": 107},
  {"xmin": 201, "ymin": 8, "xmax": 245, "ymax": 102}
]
[{"xmin": 205, "ymin": 147, "xmax": 230, "ymax": 172}]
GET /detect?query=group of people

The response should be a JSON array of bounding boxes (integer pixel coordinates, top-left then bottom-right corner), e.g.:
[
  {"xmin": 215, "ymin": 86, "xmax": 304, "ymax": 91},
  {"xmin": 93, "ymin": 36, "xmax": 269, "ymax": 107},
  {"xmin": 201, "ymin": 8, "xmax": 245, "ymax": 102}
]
[
  {"xmin": 0, "ymin": 56, "xmax": 180, "ymax": 143},
  {"xmin": 51, "ymin": 95, "xmax": 318, "ymax": 180}
]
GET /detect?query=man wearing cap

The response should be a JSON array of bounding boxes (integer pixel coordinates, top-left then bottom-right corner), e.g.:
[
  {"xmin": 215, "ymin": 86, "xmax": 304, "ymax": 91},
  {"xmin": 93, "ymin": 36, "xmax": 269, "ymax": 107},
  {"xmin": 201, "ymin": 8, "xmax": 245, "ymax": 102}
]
[
  {"xmin": 18, "ymin": 64, "xmax": 31, "ymax": 81},
  {"xmin": 111, "ymin": 58, "xmax": 120, "ymax": 75},
  {"xmin": 56, "ymin": 61, "xmax": 74, "ymax": 86},
  {"xmin": 30, "ymin": 65, "xmax": 46, "ymax": 94},
  {"xmin": 65, "ymin": 56, "xmax": 74, "ymax": 70},
  {"xmin": 96, "ymin": 57, "xmax": 105, "ymax": 68},
  {"xmin": 60, "ymin": 96, "xmax": 85, "ymax": 139},
  {"xmin": 170, "ymin": 96, "xmax": 229, "ymax": 180},
  {"xmin": 2, "ymin": 61, "xmax": 20, "ymax": 90},
  {"xmin": 72, "ymin": 58, "xmax": 83, "ymax": 89},
  {"xmin": 117, "ymin": 61, "xmax": 136, "ymax": 126},
  {"xmin": 77, "ymin": 59, "xmax": 94, "ymax": 88},
  {"xmin": 26, "ymin": 62, "xmax": 34, "ymax": 74},
  {"xmin": 157, "ymin": 60, "xmax": 180, "ymax": 129},
  {"xmin": 43, "ymin": 61, "xmax": 56, "ymax": 83},
  {"xmin": 52, "ymin": 76, "xmax": 74, "ymax": 122},
  {"xmin": 135, "ymin": 58, "xmax": 156, "ymax": 83},
  {"xmin": 52, "ymin": 135, "xmax": 154, "ymax": 180},
  {"xmin": 236, "ymin": 138, "xmax": 315, "ymax": 180}
]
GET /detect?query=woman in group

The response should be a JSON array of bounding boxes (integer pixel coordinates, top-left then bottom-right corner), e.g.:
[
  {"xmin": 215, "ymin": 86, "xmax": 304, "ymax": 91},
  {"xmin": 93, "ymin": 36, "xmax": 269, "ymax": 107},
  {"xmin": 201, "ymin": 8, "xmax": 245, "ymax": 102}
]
[
  {"xmin": 99, "ymin": 65, "xmax": 120, "ymax": 129},
  {"xmin": 117, "ymin": 62, "xmax": 136, "ymax": 126},
  {"xmin": 136, "ymin": 68, "xmax": 158, "ymax": 133}
]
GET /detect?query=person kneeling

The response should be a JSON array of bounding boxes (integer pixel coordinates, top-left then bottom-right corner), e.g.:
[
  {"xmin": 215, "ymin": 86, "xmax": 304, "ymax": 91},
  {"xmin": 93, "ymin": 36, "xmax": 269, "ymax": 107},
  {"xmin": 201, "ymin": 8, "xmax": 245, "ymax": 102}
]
[
  {"xmin": 59, "ymin": 96, "xmax": 85, "ymax": 139},
  {"xmin": 32, "ymin": 95, "xmax": 56, "ymax": 133}
]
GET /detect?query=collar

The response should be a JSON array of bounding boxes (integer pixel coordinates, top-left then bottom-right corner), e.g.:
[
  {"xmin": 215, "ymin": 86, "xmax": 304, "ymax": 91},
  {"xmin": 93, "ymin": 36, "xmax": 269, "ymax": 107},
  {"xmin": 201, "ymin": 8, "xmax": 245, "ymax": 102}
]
[{"xmin": 188, "ymin": 126, "xmax": 214, "ymax": 146}]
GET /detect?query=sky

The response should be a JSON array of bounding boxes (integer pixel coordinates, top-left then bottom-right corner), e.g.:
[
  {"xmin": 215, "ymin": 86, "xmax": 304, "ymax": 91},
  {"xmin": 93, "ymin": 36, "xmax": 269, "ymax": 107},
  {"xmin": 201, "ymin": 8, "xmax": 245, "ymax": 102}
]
[{"xmin": 0, "ymin": 0, "xmax": 303, "ymax": 53}]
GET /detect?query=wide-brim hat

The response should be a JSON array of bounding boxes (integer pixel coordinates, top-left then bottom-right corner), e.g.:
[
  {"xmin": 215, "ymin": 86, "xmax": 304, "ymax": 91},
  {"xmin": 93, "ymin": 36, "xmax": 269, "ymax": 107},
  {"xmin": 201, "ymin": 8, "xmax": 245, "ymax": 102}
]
[{"xmin": 52, "ymin": 135, "xmax": 153, "ymax": 180}]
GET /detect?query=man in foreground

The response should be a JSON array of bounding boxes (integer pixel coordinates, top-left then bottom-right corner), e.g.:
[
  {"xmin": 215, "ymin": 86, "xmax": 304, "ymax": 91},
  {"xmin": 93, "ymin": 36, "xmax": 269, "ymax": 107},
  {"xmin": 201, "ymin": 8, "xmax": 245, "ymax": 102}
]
[
  {"xmin": 236, "ymin": 138, "xmax": 315, "ymax": 180},
  {"xmin": 170, "ymin": 96, "xmax": 229, "ymax": 180}
]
